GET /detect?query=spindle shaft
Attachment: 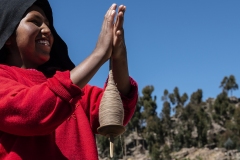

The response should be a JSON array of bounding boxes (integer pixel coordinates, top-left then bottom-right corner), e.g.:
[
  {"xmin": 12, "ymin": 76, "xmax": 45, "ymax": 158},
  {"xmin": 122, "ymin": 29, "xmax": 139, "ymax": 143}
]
[{"xmin": 109, "ymin": 136, "xmax": 114, "ymax": 158}]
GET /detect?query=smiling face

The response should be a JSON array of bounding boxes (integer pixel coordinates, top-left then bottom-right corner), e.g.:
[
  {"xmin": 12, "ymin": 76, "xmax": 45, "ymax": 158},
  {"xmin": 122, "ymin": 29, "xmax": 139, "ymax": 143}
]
[{"xmin": 5, "ymin": 5, "xmax": 54, "ymax": 69}]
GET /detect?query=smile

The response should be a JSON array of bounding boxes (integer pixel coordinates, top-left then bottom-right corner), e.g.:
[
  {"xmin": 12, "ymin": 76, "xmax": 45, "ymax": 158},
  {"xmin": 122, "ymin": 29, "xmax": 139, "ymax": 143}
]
[{"xmin": 36, "ymin": 40, "xmax": 50, "ymax": 46}]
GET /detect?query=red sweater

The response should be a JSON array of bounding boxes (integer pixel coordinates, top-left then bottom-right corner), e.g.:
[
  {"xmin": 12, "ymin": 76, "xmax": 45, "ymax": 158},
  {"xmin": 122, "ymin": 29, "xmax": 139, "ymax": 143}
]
[{"xmin": 0, "ymin": 64, "xmax": 138, "ymax": 160}]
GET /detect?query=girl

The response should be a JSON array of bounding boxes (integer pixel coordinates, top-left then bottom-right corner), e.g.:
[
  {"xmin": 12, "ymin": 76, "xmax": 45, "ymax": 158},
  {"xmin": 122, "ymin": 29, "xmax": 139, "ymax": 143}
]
[{"xmin": 0, "ymin": 0, "xmax": 138, "ymax": 159}]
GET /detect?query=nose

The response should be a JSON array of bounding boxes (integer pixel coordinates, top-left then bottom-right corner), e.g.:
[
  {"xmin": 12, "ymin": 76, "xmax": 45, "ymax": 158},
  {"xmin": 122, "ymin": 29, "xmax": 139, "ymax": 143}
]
[{"xmin": 41, "ymin": 23, "xmax": 52, "ymax": 37}]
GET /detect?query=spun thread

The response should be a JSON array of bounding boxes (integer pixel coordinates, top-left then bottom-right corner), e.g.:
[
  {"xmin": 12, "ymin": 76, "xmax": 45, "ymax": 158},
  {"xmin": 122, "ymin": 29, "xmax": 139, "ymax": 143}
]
[{"xmin": 99, "ymin": 70, "xmax": 124, "ymax": 127}]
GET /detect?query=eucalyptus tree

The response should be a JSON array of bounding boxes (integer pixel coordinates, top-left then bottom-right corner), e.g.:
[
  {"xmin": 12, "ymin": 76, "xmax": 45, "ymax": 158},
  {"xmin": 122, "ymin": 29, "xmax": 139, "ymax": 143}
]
[
  {"xmin": 126, "ymin": 100, "xmax": 143, "ymax": 134},
  {"xmin": 190, "ymin": 89, "xmax": 203, "ymax": 105},
  {"xmin": 220, "ymin": 75, "xmax": 238, "ymax": 96},
  {"xmin": 139, "ymin": 85, "xmax": 162, "ymax": 159},
  {"xmin": 168, "ymin": 87, "xmax": 188, "ymax": 117},
  {"xmin": 160, "ymin": 89, "xmax": 172, "ymax": 142}
]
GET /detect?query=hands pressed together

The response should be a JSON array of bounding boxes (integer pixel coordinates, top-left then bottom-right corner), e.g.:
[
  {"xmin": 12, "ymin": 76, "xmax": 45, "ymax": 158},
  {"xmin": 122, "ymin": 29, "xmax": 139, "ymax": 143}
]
[
  {"xmin": 113, "ymin": 4, "xmax": 127, "ymax": 59},
  {"xmin": 95, "ymin": 3, "xmax": 127, "ymax": 61},
  {"xmin": 71, "ymin": 4, "xmax": 130, "ymax": 95}
]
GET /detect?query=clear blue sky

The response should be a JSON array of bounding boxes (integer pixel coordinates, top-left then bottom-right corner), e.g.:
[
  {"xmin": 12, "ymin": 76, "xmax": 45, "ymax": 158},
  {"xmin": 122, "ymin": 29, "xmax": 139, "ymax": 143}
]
[{"xmin": 49, "ymin": 1, "xmax": 240, "ymax": 113}]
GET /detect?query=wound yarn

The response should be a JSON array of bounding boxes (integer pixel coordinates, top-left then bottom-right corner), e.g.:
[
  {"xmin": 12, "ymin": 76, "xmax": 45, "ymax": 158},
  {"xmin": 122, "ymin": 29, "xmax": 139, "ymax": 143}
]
[{"xmin": 99, "ymin": 70, "xmax": 124, "ymax": 126}]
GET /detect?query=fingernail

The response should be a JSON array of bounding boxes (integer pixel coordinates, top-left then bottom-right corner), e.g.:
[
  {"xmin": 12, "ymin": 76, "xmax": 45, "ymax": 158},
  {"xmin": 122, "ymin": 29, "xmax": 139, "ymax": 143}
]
[{"xmin": 111, "ymin": 10, "xmax": 115, "ymax": 15}]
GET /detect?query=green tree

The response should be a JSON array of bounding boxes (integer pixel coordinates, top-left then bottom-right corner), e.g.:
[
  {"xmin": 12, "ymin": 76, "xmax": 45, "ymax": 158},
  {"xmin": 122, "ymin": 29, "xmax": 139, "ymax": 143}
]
[
  {"xmin": 161, "ymin": 89, "xmax": 169, "ymax": 101},
  {"xmin": 140, "ymin": 86, "xmax": 157, "ymax": 118},
  {"xmin": 214, "ymin": 92, "xmax": 229, "ymax": 118},
  {"xmin": 96, "ymin": 135, "xmax": 110, "ymax": 158},
  {"xmin": 160, "ymin": 101, "xmax": 171, "ymax": 133},
  {"xmin": 160, "ymin": 89, "xmax": 171, "ymax": 137},
  {"xmin": 139, "ymin": 85, "xmax": 163, "ymax": 159},
  {"xmin": 228, "ymin": 75, "xmax": 238, "ymax": 96},
  {"xmin": 220, "ymin": 75, "xmax": 238, "ymax": 96},
  {"xmin": 126, "ymin": 100, "xmax": 143, "ymax": 135},
  {"xmin": 190, "ymin": 89, "xmax": 203, "ymax": 105},
  {"xmin": 224, "ymin": 137, "xmax": 234, "ymax": 150},
  {"xmin": 168, "ymin": 87, "xmax": 188, "ymax": 117},
  {"xmin": 173, "ymin": 128, "xmax": 184, "ymax": 151},
  {"xmin": 193, "ymin": 107, "xmax": 210, "ymax": 147},
  {"xmin": 161, "ymin": 145, "xmax": 172, "ymax": 160},
  {"xmin": 213, "ymin": 90, "xmax": 235, "ymax": 124},
  {"xmin": 96, "ymin": 135, "xmax": 125, "ymax": 159},
  {"xmin": 220, "ymin": 76, "xmax": 228, "ymax": 92},
  {"xmin": 234, "ymin": 107, "xmax": 240, "ymax": 137}
]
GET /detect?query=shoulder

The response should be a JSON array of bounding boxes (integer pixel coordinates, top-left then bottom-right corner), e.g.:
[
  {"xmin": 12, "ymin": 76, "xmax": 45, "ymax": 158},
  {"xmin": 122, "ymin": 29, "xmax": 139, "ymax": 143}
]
[
  {"xmin": 0, "ymin": 64, "xmax": 17, "ymax": 77},
  {"xmin": 0, "ymin": 64, "xmax": 46, "ymax": 83},
  {"xmin": 0, "ymin": 64, "xmax": 13, "ymax": 70}
]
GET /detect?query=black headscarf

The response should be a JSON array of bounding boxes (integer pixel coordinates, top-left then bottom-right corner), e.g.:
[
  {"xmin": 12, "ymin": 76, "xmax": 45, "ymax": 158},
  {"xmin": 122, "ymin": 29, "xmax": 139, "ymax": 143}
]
[{"xmin": 0, "ymin": 0, "xmax": 75, "ymax": 76}]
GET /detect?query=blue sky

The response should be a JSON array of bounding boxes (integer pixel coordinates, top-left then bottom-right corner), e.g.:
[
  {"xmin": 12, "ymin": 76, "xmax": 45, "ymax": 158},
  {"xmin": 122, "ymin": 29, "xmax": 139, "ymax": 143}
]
[{"xmin": 49, "ymin": 1, "xmax": 240, "ymax": 113}]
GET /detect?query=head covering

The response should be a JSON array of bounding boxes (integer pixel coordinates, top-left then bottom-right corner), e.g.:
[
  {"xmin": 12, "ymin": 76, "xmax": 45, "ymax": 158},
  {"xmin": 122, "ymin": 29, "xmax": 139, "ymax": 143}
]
[{"xmin": 0, "ymin": 0, "xmax": 75, "ymax": 76}]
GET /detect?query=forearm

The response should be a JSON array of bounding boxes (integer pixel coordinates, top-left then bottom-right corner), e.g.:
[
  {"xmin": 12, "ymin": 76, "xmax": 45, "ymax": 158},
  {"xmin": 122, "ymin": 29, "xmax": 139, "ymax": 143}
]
[
  {"xmin": 111, "ymin": 50, "xmax": 131, "ymax": 96},
  {"xmin": 70, "ymin": 50, "xmax": 108, "ymax": 88},
  {"xmin": 111, "ymin": 4, "xmax": 131, "ymax": 96}
]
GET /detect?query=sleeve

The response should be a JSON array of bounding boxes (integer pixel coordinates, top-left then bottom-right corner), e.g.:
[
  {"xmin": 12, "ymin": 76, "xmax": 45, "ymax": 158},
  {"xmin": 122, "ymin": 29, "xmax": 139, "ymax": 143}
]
[
  {"xmin": 80, "ymin": 77, "xmax": 138, "ymax": 134},
  {"xmin": 0, "ymin": 70, "xmax": 82, "ymax": 136},
  {"xmin": 119, "ymin": 77, "xmax": 138, "ymax": 126}
]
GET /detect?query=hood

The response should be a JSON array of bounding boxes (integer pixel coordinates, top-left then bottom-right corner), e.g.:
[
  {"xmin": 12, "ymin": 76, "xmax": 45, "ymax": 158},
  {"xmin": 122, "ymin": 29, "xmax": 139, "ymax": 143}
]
[{"xmin": 0, "ymin": 0, "xmax": 75, "ymax": 76}]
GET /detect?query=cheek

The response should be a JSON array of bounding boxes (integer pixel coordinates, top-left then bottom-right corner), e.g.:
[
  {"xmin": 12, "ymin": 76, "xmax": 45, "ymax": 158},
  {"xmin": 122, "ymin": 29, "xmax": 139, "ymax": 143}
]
[{"xmin": 16, "ymin": 24, "xmax": 39, "ymax": 44}]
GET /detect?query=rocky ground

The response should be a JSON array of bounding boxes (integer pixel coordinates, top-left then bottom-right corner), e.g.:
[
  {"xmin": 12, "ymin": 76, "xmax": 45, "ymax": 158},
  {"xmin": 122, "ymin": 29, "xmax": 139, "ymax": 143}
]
[
  {"xmin": 171, "ymin": 147, "xmax": 240, "ymax": 160},
  {"xmin": 99, "ymin": 147, "xmax": 240, "ymax": 160}
]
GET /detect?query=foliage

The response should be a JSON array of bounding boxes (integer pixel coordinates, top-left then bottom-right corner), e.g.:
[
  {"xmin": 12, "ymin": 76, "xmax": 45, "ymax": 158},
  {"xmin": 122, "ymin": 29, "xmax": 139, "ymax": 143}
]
[
  {"xmin": 161, "ymin": 145, "xmax": 172, "ymax": 160},
  {"xmin": 234, "ymin": 107, "xmax": 240, "ymax": 137},
  {"xmin": 220, "ymin": 75, "xmax": 238, "ymax": 95},
  {"xmin": 190, "ymin": 89, "xmax": 202, "ymax": 105},
  {"xmin": 96, "ymin": 135, "xmax": 110, "ymax": 158},
  {"xmin": 224, "ymin": 137, "xmax": 234, "ymax": 150},
  {"xmin": 168, "ymin": 87, "xmax": 188, "ymax": 116},
  {"xmin": 139, "ymin": 86, "xmax": 163, "ymax": 159},
  {"xmin": 125, "ymin": 100, "xmax": 143, "ymax": 135},
  {"xmin": 96, "ymin": 75, "xmax": 240, "ymax": 159},
  {"xmin": 213, "ymin": 92, "xmax": 229, "ymax": 119}
]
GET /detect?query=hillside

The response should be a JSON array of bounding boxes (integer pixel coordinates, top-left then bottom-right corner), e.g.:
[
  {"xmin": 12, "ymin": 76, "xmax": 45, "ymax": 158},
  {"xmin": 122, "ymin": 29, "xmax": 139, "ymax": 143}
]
[
  {"xmin": 97, "ymin": 75, "xmax": 240, "ymax": 159},
  {"xmin": 98, "ymin": 95, "xmax": 240, "ymax": 159}
]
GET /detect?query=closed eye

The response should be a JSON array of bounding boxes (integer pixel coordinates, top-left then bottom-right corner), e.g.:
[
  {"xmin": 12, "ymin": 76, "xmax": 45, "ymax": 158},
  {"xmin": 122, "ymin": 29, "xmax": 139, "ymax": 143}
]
[
  {"xmin": 26, "ymin": 12, "xmax": 50, "ymax": 28},
  {"xmin": 31, "ymin": 20, "xmax": 41, "ymax": 27}
]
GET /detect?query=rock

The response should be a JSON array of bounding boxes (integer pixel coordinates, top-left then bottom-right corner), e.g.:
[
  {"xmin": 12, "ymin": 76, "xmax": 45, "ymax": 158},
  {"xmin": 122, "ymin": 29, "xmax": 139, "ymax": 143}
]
[
  {"xmin": 207, "ymin": 123, "xmax": 226, "ymax": 137},
  {"xmin": 171, "ymin": 148, "xmax": 189, "ymax": 159},
  {"xmin": 229, "ymin": 96, "xmax": 239, "ymax": 103},
  {"xmin": 205, "ymin": 143, "xmax": 216, "ymax": 149}
]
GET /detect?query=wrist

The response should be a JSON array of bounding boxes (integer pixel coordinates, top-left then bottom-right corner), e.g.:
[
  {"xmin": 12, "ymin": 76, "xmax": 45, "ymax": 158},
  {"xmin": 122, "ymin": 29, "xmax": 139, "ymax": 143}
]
[
  {"xmin": 112, "ymin": 47, "xmax": 127, "ymax": 60},
  {"xmin": 92, "ymin": 47, "xmax": 111, "ymax": 63}
]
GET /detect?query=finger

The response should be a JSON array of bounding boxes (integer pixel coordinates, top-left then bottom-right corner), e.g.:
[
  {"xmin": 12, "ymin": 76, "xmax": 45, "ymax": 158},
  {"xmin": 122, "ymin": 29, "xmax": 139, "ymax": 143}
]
[
  {"xmin": 116, "ymin": 30, "xmax": 123, "ymax": 36},
  {"xmin": 114, "ymin": 28, "xmax": 125, "ymax": 45},
  {"xmin": 107, "ymin": 7, "xmax": 117, "ymax": 29},
  {"xmin": 107, "ymin": 10, "xmax": 116, "ymax": 30},
  {"xmin": 115, "ymin": 5, "xmax": 126, "ymax": 32},
  {"xmin": 117, "ymin": 12, "xmax": 124, "ymax": 28},
  {"xmin": 103, "ymin": 4, "xmax": 117, "ymax": 31},
  {"xmin": 104, "ymin": 4, "xmax": 117, "ymax": 25},
  {"xmin": 105, "ymin": 3, "xmax": 117, "ymax": 17},
  {"xmin": 118, "ymin": 5, "xmax": 126, "ymax": 15}
]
